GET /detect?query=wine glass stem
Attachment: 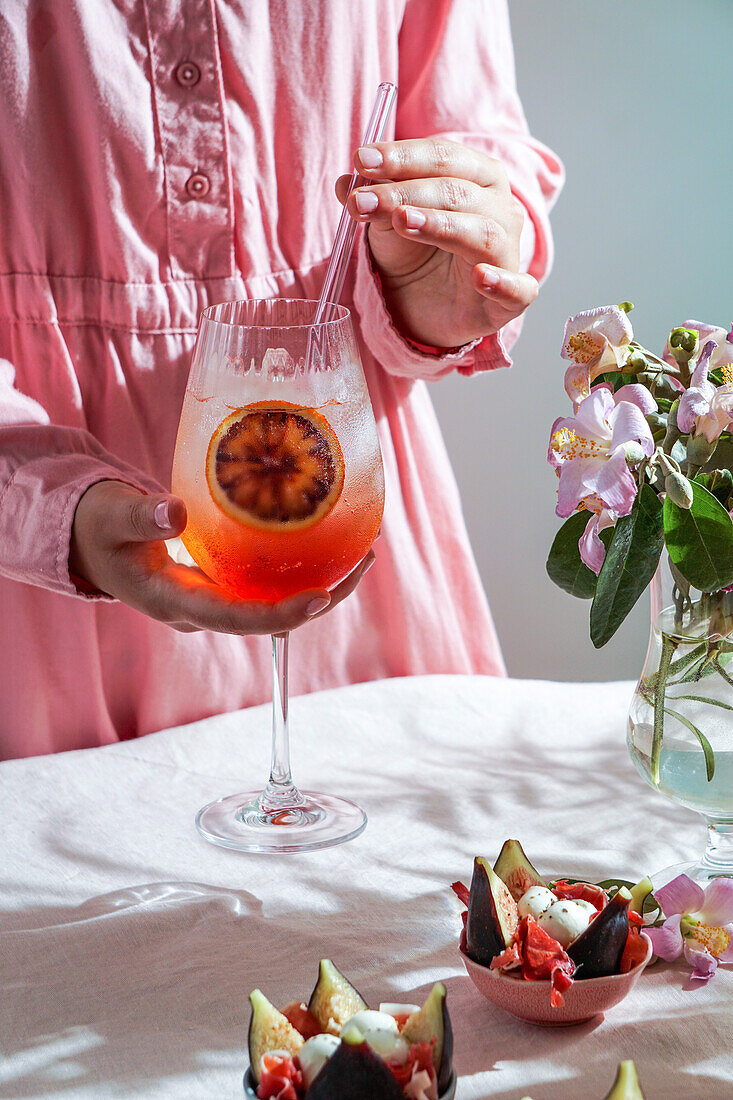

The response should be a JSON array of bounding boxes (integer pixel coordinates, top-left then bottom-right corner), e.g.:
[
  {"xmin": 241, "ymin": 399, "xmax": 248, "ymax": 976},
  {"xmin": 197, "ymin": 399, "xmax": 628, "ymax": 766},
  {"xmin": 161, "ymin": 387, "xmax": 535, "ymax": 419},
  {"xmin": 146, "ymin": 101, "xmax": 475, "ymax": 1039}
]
[
  {"xmin": 260, "ymin": 632, "xmax": 304, "ymax": 813},
  {"xmin": 700, "ymin": 819, "xmax": 733, "ymax": 877}
]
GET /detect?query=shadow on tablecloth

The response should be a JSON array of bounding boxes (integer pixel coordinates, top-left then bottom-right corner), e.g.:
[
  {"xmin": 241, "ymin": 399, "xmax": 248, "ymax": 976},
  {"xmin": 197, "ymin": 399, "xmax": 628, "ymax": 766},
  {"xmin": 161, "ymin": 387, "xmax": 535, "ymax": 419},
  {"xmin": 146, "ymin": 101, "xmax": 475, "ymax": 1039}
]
[
  {"xmin": 1, "ymin": 881, "xmax": 729, "ymax": 1099},
  {"xmin": 1, "ymin": 877, "xmax": 463, "ymax": 1098}
]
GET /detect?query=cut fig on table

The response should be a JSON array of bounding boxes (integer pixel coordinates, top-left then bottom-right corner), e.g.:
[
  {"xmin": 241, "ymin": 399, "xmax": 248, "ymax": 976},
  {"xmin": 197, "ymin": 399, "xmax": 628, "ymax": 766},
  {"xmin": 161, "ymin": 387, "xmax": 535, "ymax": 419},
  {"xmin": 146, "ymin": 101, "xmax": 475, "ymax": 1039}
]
[
  {"xmin": 248, "ymin": 989, "xmax": 303, "ymax": 1084},
  {"xmin": 568, "ymin": 888, "xmax": 631, "ymax": 979},
  {"xmin": 493, "ymin": 838, "xmax": 545, "ymax": 901},
  {"xmin": 401, "ymin": 982, "xmax": 453, "ymax": 1095},
  {"xmin": 307, "ymin": 958, "xmax": 368, "ymax": 1035},
  {"xmin": 466, "ymin": 856, "xmax": 519, "ymax": 965},
  {"xmin": 306, "ymin": 1026, "xmax": 405, "ymax": 1099},
  {"xmin": 603, "ymin": 1059, "xmax": 647, "ymax": 1099}
]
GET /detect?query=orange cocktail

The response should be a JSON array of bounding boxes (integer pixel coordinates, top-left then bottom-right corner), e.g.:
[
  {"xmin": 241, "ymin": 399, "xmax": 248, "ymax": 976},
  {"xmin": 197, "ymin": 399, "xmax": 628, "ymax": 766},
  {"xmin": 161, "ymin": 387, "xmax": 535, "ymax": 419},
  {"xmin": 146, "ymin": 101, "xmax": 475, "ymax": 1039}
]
[
  {"xmin": 173, "ymin": 391, "xmax": 383, "ymax": 602},
  {"xmin": 171, "ymin": 298, "xmax": 384, "ymax": 854}
]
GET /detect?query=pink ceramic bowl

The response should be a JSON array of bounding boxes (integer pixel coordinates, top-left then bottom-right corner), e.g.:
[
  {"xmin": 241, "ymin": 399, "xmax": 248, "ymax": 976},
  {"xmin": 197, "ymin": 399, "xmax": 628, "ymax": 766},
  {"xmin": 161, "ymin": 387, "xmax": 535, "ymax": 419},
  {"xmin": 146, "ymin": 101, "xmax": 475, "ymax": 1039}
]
[{"xmin": 459, "ymin": 929, "xmax": 652, "ymax": 1027}]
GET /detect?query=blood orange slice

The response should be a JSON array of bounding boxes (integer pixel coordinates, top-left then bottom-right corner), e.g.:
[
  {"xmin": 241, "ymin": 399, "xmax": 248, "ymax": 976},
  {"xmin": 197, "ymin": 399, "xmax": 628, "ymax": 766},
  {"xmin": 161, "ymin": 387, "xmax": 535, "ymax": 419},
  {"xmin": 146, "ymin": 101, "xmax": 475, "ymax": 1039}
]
[{"xmin": 206, "ymin": 401, "xmax": 344, "ymax": 530}]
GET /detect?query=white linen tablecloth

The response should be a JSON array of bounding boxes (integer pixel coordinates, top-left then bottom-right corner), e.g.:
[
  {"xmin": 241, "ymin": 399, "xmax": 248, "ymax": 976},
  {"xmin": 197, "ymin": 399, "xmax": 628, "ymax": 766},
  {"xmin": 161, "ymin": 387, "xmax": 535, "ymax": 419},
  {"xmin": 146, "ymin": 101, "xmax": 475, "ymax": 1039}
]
[{"xmin": 1, "ymin": 675, "xmax": 731, "ymax": 1100}]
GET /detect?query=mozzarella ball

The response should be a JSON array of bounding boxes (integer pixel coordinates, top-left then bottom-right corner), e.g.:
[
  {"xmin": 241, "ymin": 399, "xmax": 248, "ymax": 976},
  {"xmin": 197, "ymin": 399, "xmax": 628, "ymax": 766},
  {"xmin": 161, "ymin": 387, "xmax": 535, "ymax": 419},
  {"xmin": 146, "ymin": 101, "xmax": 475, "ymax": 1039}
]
[
  {"xmin": 538, "ymin": 899, "xmax": 593, "ymax": 947},
  {"xmin": 570, "ymin": 899, "xmax": 598, "ymax": 916},
  {"xmin": 297, "ymin": 1033, "xmax": 340, "ymax": 1086},
  {"xmin": 517, "ymin": 886, "xmax": 556, "ymax": 920},
  {"xmin": 341, "ymin": 1010, "xmax": 409, "ymax": 1063}
]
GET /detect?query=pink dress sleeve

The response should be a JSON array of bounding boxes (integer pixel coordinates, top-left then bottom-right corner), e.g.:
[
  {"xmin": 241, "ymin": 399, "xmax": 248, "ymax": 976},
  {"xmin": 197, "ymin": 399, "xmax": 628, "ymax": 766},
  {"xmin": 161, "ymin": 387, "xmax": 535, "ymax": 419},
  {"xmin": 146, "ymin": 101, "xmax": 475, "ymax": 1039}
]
[
  {"xmin": 353, "ymin": 0, "xmax": 564, "ymax": 382},
  {"xmin": 0, "ymin": 359, "xmax": 164, "ymax": 597}
]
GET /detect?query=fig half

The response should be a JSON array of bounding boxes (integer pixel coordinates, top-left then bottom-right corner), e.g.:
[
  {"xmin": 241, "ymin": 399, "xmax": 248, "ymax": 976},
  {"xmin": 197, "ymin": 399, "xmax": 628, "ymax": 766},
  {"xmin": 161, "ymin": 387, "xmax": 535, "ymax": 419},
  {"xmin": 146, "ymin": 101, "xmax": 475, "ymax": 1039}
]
[
  {"xmin": 248, "ymin": 988, "xmax": 303, "ymax": 1084},
  {"xmin": 603, "ymin": 1059, "xmax": 647, "ymax": 1099},
  {"xmin": 306, "ymin": 1026, "xmax": 404, "ymax": 1099},
  {"xmin": 628, "ymin": 876, "xmax": 653, "ymax": 917},
  {"xmin": 308, "ymin": 959, "xmax": 368, "ymax": 1035},
  {"xmin": 400, "ymin": 981, "xmax": 453, "ymax": 1094},
  {"xmin": 568, "ymin": 887, "xmax": 631, "ymax": 979},
  {"xmin": 493, "ymin": 839, "xmax": 545, "ymax": 901},
  {"xmin": 466, "ymin": 856, "xmax": 519, "ymax": 965}
]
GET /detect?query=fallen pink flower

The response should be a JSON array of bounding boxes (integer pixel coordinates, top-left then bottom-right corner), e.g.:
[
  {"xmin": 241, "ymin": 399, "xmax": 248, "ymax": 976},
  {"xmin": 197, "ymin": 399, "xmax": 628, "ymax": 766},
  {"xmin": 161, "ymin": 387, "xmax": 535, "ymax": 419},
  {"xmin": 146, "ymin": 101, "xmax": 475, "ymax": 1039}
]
[{"xmin": 645, "ymin": 873, "xmax": 733, "ymax": 981}]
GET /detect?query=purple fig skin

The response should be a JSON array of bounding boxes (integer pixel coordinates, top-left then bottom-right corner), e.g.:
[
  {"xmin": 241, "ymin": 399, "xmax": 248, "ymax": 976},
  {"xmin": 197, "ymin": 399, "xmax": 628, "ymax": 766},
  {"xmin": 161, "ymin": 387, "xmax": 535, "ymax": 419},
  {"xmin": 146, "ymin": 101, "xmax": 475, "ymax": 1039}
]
[
  {"xmin": 437, "ymin": 995, "xmax": 454, "ymax": 1095},
  {"xmin": 305, "ymin": 1035, "xmax": 404, "ymax": 1100},
  {"xmin": 466, "ymin": 857, "xmax": 515, "ymax": 966},
  {"xmin": 568, "ymin": 892, "xmax": 630, "ymax": 979}
]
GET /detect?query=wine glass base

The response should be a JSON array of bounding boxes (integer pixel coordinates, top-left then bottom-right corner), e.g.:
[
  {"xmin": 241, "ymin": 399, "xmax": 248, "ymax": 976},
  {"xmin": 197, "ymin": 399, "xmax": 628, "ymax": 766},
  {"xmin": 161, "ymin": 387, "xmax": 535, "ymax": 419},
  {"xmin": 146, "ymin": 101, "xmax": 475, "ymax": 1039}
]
[
  {"xmin": 650, "ymin": 860, "xmax": 733, "ymax": 890},
  {"xmin": 195, "ymin": 790, "xmax": 367, "ymax": 854}
]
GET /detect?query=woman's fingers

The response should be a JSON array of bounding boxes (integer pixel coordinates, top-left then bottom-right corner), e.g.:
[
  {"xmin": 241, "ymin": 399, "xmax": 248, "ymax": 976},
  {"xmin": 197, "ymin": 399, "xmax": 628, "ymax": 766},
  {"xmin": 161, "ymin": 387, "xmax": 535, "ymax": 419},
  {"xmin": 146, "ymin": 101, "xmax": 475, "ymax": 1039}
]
[
  {"xmin": 121, "ymin": 548, "xmax": 376, "ymax": 635},
  {"xmin": 336, "ymin": 174, "xmax": 486, "ymax": 221},
  {"xmin": 354, "ymin": 138, "xmax": 506, "ymax": 189},
  {"xmin": 305, "ymin": 550, "xmax": 376, "ymax": 620},
  {"xmin": 72, "ymin": 481, "xmax": 375, "ymax": 637},
  {"xmin": 471, "ymin": 264, "xmax": 539, "ymax": 313},
  {"xmin": 125, "ymin": 557, "xmax": 333, "ymax": 636},
  {"xmin": 391, "ymin": 204, "xmax": 516, "ymax": 267},
  {"xmin": 97, "ymin": 483, "xmax": 187, "ymax": 545}
]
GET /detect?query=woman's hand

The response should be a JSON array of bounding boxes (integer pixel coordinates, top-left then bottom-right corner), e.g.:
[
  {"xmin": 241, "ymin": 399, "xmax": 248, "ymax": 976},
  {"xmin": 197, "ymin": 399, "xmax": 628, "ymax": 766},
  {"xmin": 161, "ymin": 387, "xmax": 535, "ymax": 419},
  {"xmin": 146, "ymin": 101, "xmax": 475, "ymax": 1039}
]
[
  {"xmin": 336, "ymin": 138, "xmax": 538, "ymax": 348},
  {"xmin": 69, "ymin": 481, "xmax": 374, "ymax": 634}
]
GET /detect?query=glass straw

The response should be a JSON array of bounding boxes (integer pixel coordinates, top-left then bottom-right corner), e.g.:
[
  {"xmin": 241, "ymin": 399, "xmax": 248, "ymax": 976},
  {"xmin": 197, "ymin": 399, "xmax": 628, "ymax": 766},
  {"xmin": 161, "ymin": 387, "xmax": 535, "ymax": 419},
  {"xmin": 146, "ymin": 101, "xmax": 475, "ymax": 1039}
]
[{"xmin": 313, "ymin": 81, "xmax": 397, "ymax": 326}]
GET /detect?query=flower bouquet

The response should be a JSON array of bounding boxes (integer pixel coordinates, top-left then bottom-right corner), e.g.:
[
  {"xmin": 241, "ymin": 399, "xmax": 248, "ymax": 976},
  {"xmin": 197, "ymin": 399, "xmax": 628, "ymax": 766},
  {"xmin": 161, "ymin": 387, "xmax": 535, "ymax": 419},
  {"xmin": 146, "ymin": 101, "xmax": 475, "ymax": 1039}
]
[{"xmin": 546, "ymin": 305, "xmax": 733, "ymax": 882}]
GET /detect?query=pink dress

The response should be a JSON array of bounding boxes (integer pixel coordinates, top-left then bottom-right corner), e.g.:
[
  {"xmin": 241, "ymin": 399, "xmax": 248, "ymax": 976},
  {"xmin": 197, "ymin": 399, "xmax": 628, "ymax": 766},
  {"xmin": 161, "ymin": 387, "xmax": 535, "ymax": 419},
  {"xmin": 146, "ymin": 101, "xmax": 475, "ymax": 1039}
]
[{"xmin": 0, "ymin": 1, "xmax": 562, "ymax": 758}]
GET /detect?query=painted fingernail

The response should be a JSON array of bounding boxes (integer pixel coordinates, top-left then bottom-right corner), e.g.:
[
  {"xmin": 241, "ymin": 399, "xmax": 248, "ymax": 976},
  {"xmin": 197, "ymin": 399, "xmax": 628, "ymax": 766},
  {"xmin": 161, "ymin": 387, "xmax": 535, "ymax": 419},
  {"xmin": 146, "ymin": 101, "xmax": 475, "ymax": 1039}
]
[
  {"xmin": 404, "ymin": 207, "xmax": 426, "ymax": 230},
  {"xmin": 306, "ymin": 596, "xmax": 330, "ymax": 616},
  {"xmin": 481, "ymin": 269, "xmax": 501, "ymax": 288},
  {"xmin": 358, "ymin": 146, "xmax": 383, "ymax": 169},
  {"xmin": 360, "ymin": 556, "xmax": 376, "ymax": 576},
  {"xmin": 354, "ymin": 190, "xmax": 378, "ymax": 214},
  {"xmin": 154, "ymin": 500, "xmax": 170, "ymax": 529}
]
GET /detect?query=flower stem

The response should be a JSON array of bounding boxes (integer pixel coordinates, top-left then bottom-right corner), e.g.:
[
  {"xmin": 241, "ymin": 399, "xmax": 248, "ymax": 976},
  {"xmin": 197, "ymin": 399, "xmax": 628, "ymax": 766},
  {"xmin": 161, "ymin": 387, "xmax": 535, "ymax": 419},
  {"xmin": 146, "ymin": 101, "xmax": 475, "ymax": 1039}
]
[
  {"xmin": 641, "ymin": 641, "xmax": 706, "ymax": 694},
  {"xmin": 650, "ymin": 635, "xmax": 677, "ymax": 787}
]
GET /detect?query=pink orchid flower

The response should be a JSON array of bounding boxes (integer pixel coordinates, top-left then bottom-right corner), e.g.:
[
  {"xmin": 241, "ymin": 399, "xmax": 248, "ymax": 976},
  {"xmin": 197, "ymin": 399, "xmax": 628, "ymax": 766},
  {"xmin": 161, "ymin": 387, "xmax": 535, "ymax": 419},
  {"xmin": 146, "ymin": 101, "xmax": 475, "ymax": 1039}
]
[
  {"xmin": 548, "ymin": 384, "xmax": 657, "ymax": 574},
  {"xmin": 646, "ymin": 873, "xmax": 733, "ymax": 981},
  {"xmin": 677, "ymin": 340, "xmax": 733, "ymax": 444},
  {"xmin": 561, "ymin": 306, "xmax": 633, "ymax": 405}
]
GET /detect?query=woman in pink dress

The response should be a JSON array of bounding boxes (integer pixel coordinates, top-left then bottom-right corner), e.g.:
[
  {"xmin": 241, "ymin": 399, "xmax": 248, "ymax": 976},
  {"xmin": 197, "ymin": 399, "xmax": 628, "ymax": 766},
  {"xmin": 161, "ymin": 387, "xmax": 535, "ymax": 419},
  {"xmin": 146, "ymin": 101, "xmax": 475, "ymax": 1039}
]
[{"xmin": 0, "ymin": 1, "xmax": 562, "ymax": 757}]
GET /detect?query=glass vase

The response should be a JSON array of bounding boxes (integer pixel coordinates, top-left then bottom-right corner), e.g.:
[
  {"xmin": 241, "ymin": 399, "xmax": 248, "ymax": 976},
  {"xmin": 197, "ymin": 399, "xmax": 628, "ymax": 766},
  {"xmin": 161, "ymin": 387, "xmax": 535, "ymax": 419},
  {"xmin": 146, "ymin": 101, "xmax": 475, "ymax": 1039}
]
[{"xmin": 627, "ymin": 551, "xmax": 733, "ymax": 884}]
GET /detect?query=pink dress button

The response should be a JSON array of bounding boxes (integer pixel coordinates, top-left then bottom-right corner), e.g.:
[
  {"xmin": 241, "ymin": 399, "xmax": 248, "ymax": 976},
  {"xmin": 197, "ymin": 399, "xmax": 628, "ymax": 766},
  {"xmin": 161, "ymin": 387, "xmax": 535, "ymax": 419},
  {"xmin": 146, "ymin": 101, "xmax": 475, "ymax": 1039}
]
[
  {"xmin": 175, "ymin": 61, "xmax": 200, "ymax": 87},
  {"xmin": 185, "ymin": 173, "xmax": 210, "ymax": 198}
]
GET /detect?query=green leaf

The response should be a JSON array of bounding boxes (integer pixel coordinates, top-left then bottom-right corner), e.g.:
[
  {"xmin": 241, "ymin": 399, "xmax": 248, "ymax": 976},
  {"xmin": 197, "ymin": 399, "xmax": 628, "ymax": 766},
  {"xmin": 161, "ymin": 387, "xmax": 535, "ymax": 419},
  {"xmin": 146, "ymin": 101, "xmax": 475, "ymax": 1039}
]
[
  {"xmin": 663, "ymin": 707, "xmax": 716, "ymax": 781},
  {"xmin": 663, "ymin": 481, "xmax": 733, "ymax": 592},
  {"xmin": 693, "ymin": 469, "xmax": 733, "ymax": 508},
  {"xmin": 590, "ymin": 484, "xmax": 664, "ymax": 647},
  {"xmin": 546, "ymin": 511, "xmax": 608, "ymax": 600},
  {"xmin": 595, "ymin": 878, "xmax": 634, "ymax": 891},
  {"xmin": 713, "ymin": 657, "xmax": 733, "ymax": 689},
  {"xmin": 672, "ymin": 693, "xmax": 733, "ymax": 713}
]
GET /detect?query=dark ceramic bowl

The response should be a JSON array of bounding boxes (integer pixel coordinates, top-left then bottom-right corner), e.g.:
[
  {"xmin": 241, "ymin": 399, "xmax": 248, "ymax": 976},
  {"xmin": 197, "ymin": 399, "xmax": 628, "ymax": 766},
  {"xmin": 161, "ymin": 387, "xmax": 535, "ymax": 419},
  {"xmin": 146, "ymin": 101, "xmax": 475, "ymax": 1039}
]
[{"xmin": 243, "ymin": 1066, "xmax": 457, "ymax": 1097}]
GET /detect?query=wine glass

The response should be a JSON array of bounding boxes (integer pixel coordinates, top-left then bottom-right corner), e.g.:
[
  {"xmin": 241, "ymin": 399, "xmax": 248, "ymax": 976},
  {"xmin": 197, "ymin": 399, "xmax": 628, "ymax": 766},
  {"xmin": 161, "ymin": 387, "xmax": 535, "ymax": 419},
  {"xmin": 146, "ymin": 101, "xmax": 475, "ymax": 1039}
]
[{"xmin": 171, "ymin": 299, "xmax": 384, "ymax": 853}]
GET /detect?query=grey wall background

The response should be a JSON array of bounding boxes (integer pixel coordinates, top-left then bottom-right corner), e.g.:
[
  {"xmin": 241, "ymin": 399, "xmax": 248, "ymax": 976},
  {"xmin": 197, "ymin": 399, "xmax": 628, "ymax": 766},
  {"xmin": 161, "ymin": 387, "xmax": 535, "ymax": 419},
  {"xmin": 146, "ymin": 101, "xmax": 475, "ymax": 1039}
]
[{"xmin": 431, "ymin": 0, "xmax": 733, "ymax": 681}]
